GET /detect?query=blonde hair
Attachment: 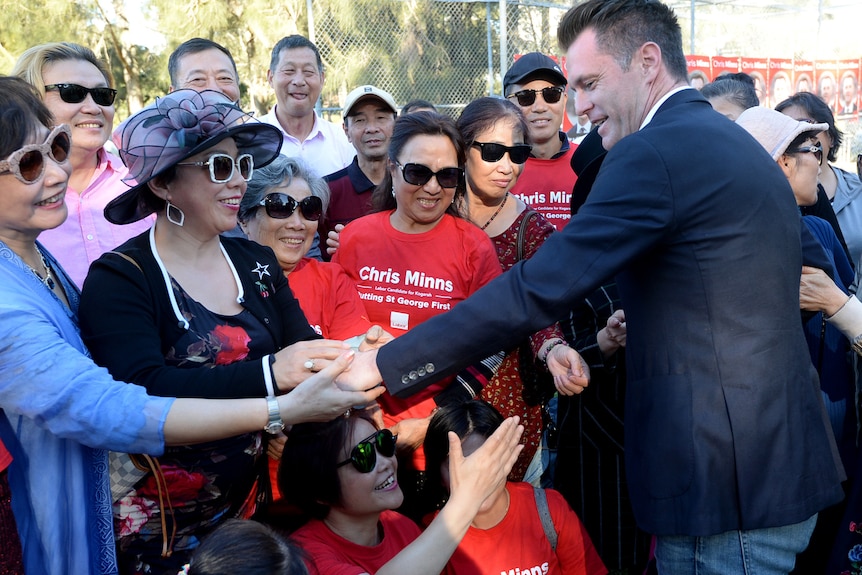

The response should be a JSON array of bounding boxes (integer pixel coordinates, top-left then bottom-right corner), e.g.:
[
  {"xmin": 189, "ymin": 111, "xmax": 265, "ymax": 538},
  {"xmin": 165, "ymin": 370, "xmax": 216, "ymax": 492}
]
[{"xmin": 12, "ymin": 42, "xmax": 113, "ymax": 97}]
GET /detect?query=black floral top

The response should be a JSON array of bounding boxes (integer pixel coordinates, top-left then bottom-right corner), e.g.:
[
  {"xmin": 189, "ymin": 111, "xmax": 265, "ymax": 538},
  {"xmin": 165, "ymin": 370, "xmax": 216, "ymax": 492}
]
[{"xmin": 114, "ymin": 278, "xmax": 274, "ymax": 574}]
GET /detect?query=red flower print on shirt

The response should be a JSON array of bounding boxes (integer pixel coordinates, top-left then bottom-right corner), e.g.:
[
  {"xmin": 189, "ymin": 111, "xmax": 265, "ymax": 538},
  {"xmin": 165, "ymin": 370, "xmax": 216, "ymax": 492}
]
[
  {"xmin": 137, "ymin": 466, "xmax": 210, "ymax": 505},
  {"xmin": 211, "ymin": 324, "xmax": 251, "ymax": 365}
]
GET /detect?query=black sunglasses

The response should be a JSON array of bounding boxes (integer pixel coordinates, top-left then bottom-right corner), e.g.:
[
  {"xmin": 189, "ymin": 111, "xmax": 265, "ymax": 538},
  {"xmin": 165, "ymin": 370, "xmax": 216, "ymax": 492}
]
[
  {"xmin": 788, "ymin": 143, "xmax": 823, "ymax": 165},
  {"xmin": 472, "ymin": 142, "xmax": 532, "ymax": 164},
  {"xmin": 336, "ymin": 429, "xmax": 398, "ymax": 473},
  {"xmin": 259, "ymin": 193, "xmax": 323, "ymax": 221},
  {"xmin": 395, "ymin": 161, "xmax": 462, "ymax": 189},
  {"xmin": 506, "ymin": 86, "xmax": 565, "ymax": 107},
  {"xmin": 44, "ymin": 83, "xmax": 117, "ymax": 106},
  {"xmin": 0, "ymin": 124, "xmax": 71, "ymax": 184}
]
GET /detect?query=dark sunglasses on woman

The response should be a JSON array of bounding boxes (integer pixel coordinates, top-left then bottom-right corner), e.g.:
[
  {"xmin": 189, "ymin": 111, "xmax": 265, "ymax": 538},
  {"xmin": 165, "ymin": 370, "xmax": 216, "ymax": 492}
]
[
  {"xmin": 176, "ymin": 153, "xmax": 254, "ymax": 183},
  {"xmin": 336, "ymin": 429, "xmax": 398, "ymax": 473},
  {"xmin": 472, "ymin": 142, "xmax": 532, "ymax": 164},
  {"xmin": 395, "ymin": 161, "xmax": 463, "ymax": 189},
  {"xmin": 0, "ymin": 124, "xmax": 71, "ymax": 184},
  {"xmin": 788, "ymin": 142, "xmax": 823, "ymax": 165},
  {"xmin": 506, "ymin": 86, "xmax": 565, "ymax": 107},
  {"xmin": 259, "ymin": 193, "xmax": 323, "ymax": 221},
  {"xmin": 44, "ymin": 83, "xmax": 117, "ymax": 107}
]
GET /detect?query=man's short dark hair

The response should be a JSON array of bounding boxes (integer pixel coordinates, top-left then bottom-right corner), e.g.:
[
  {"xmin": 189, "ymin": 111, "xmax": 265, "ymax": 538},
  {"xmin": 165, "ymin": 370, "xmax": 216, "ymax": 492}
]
[
  {"xmin": 557, "ymin": 0, "xmax": 688, "ymax": 83},
  {"xmin": 168, "ymin": 38, "xmax": 238, "ymax": 88},
  {"xmin": 269, "ymin": 35, "xmax": 323, "ymax": 75}
]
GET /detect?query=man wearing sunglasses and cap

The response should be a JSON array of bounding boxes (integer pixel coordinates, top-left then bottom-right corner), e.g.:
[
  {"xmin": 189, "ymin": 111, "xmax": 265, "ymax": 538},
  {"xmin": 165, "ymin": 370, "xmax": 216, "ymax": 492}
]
[
  {"xmin": 505, "ymin": 52, "xmax": 578, "ymax": 232},
  {"xmin": 322, "ymin": 85, "xmax": 398, "ymax": 259}
]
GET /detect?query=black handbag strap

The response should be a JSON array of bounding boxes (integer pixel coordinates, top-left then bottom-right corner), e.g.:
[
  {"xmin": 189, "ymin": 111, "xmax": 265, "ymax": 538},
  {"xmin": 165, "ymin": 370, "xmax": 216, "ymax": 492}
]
[{"xmin": 516, "ymin": 209, "xmax": 538, "ymax": 262}]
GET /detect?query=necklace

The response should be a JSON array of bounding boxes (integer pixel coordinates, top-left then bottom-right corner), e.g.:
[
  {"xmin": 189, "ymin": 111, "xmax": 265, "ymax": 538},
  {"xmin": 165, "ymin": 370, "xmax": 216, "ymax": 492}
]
[
  {"xmin": 479, "ymin": 192, "xmax": 508, "ymax": 231},
  {"xmin": 28, "ymin": 250, "xmax": 56, "ymax": 290}
]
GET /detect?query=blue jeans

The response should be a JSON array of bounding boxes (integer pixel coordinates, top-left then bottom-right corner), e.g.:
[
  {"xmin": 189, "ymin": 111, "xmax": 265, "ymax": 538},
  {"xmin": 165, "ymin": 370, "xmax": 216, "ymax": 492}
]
[{"xmin": 654, "ymin": 513, "xmax": 817, "ymax": 575}]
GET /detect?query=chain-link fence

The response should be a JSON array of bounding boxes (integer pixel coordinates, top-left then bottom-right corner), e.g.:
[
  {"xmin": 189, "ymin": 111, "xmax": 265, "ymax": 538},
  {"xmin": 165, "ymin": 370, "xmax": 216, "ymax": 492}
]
[{"xmin": 306, "ymin": 0, "xmax": 570, "ymax": 121}]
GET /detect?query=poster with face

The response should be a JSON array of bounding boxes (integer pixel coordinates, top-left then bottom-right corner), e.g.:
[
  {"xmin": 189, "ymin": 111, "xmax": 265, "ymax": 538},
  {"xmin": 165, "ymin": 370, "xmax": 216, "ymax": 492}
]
[
  {"xmin": 741, "ymin": 58, "xmax": 769, "ymax": 106},
  {"xmin": 793, "ymin": 60, "xmax": 814, "ymax": 95},
  {"xmin": 768, "ymin": 58, "xmax": 793, "ymax": 108},
  {"xmin": 686, "ymin": 55, "xmax": 711, "ymax": 90},
  {"xmin": 815, "ymin": 61, "xmax": 839, "ymax": 112},
  {"xmin": 837, "ymin": 59, "xmax": 860, "ymax": 116}
]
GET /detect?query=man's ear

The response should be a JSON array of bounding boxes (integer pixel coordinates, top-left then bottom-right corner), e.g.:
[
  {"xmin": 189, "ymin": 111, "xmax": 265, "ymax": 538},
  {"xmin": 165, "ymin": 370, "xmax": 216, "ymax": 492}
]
[{"xmin": 638, "ymin": 42, "xmax": 662, "ymax": 80}]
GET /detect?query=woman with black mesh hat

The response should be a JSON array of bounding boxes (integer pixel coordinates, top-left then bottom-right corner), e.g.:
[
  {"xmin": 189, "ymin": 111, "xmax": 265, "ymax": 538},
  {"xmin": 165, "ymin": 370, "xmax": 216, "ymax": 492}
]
[{"xmin": 78, "ymin": 89, "xmax": 377, "ymax": 574}]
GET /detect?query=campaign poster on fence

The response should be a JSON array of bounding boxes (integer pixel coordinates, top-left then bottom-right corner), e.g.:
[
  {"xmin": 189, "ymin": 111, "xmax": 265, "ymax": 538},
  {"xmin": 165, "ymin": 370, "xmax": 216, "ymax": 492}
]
[
  {"xmin": 815, "ymin": 61, "xmax": 840, "ymax": 112},
  {"xmin": 711, "ymin": 56, "xmax": 740, "ymax": 81},
  {"xmin": 686, "ymin": 55, "xmax": 711, "ymax": 89},
  {"xmin": 837, "ymin": 59, "xmax": 860, "ymax": 117},
  {"xmin": 794, "ymin": 60, "xmax": 814, "ymax": 95},
  {"xmin": 741, "ymin": 57, "xmax": 769, "ymax": 106},
  {"xmin": 769, "ymin": 58, "xmax": 793, "ymax": 107}
]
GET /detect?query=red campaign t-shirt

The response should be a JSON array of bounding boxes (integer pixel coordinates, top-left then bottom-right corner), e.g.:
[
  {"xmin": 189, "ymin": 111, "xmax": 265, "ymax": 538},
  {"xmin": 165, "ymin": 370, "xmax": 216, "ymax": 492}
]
[
  {"xmin": 442, "ymin": 482, "xmax": 607, "ymax": 575},
  {"xmin": 287, "ymin": 257, "xmax": 372, "ymax": 340},
  {"xmin": 333, "ymin": 211, "xmax": 502, "ymax": 468},
  {"xmin": 292, "ymin": 510, "xmax": 422, "ymax": 575},
  {"xmin": 510, "ymin": 146, "xmax": 577, "ymax": 232}
]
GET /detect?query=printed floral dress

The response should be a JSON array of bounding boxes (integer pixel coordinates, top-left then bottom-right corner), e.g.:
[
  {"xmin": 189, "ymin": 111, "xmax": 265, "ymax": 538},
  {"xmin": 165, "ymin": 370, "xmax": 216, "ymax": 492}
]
[
  {"xmin": 114, "ymin": 278, "xmax": 275, "ymax": 575},
  {"xmin": 481, "ymin": 209, "xmax": 563, "ymax": 481}
]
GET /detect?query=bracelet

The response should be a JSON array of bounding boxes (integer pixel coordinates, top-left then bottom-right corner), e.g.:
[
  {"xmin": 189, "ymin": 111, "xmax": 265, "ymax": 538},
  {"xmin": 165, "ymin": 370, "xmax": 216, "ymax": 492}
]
[
  {"xmin": 540, "ymin": 339, "xmax": 567, "ymax": 363},
  {"xmin": 262, "ymin": 354, "xmax": 276, "ymax": 397}
]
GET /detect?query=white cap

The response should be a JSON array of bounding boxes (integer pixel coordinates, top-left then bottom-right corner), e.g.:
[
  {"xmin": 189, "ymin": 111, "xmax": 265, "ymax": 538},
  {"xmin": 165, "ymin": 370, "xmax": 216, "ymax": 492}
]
[
  {"xmin": 342, "ymin": 85, "xmax": 397, "ymax": 123},
  {"xmin": 735, "ymin": 106, "xmax": 828, "ymax": 161}
]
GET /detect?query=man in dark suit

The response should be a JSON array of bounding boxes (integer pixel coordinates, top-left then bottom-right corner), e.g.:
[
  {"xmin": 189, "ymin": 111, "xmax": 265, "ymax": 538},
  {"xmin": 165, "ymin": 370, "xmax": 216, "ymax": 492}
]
[{"xmin": 340, "ymin": 1, "xmax": 844, "ymax": 572}]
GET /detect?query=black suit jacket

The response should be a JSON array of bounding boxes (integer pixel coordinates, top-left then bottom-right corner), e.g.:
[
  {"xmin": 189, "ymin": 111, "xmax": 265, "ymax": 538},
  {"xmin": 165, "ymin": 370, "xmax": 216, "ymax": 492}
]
[{"xmin": 377, "ymin": 89, "xmax": 844, "ymax": 536}]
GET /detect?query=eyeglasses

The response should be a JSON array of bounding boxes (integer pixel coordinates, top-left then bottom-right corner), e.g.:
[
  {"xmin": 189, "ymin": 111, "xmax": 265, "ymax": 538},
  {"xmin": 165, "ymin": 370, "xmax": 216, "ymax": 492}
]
[
  {"xmin": 44, "ymin": 83, "xmax": 117, "ymax": 106},
  {"xmin": 176, "ymin": 153, "xmax": 254, "ymax": 183},
  {"xmin": 0, "ymin": 125, "xmax": 71, "ymax": 184},
  {"xmin": 472, "ymin": 142, "xmax": 532, "ymax": 164},
  {"xmin": 336, "ymin": 429, "xmax": 398, "ymax": 473},
  {"xmin": 788, "ymin": 143, "xmax": 823, "ymax": 165},
  {"xmin": 395, "ymin": 161, "xmax": 462, "ymax": 189},
  {"xmin": 259, "ymin": 193, "xmax": 323, "ymax": 221},
  {"xmin": 506, "ymin": 86, "xmax": 565, "ymax": 107}
]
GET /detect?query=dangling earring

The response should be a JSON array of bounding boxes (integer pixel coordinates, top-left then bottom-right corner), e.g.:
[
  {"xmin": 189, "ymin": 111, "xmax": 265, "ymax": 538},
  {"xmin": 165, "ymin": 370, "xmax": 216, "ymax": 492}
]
[
  {"xmin": 166, "ymin": 200, "xmax": 185, "ymax": 227},
  {"xmin": 391, "ymin": 186, "xmax": 395, "ymax": 198}
]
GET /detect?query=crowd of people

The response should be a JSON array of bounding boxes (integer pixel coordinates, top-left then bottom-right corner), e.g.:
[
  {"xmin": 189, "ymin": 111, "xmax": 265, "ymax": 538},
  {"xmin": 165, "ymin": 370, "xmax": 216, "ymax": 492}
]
[{"xmin": 1, "ymin": 0, "xmax": 862, "ymax": 574}]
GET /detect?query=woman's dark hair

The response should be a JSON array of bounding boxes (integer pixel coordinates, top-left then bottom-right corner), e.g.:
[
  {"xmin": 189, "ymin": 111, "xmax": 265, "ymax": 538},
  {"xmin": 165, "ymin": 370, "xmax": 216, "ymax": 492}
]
[
  {"xmin": 423, "ymin": 400, "xmax": 505, "ymax": 509},
  {"xmin": 279, "ymin": 412, "xmax": 377, "ymax": 520},
  {"xmin": 457, "ymin": 97, "xmax": 530, "ymax": 149},
  {"xmin": 187, "ymin": 519, "xmax": 308, "ymax": 575},
  {"xmin": 0, "ymin": 76, "xmax": 54, "ymax": 159},
  {"xmin": 784, "ymin": 131, "xmax": 822, "ymax": 159},
  {"xmin": 775, "ymin": 92, "xmax": 842, "ymax": 163},
  {"xmin": 700, "ymin": 78, "xmax": 759, "ymax": 112},
  {"xmin": 400, "ymin": 99, "xmax": 437, "ymax": 116},
  {"xmin": 370, "ymin": 111, "xmax": 467, "ymax": 214}
]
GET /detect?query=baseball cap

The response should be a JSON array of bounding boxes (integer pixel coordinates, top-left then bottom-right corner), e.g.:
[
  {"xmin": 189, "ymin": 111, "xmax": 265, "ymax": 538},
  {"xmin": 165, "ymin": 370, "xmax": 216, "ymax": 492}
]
[
  {"xmin": 503, "ymin": 52, "xmax": 567, "ymax": 93},
  {"xmin": 342, "ymin": 85, "xmax": 397, "ymax": 123}
]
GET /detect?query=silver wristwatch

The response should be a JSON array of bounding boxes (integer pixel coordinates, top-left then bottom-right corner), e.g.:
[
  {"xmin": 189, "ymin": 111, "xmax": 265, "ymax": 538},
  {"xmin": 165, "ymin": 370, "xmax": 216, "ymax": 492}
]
[{"xmin": 264, "ymin": 396, "xmax": 284, "ymax": 435}]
